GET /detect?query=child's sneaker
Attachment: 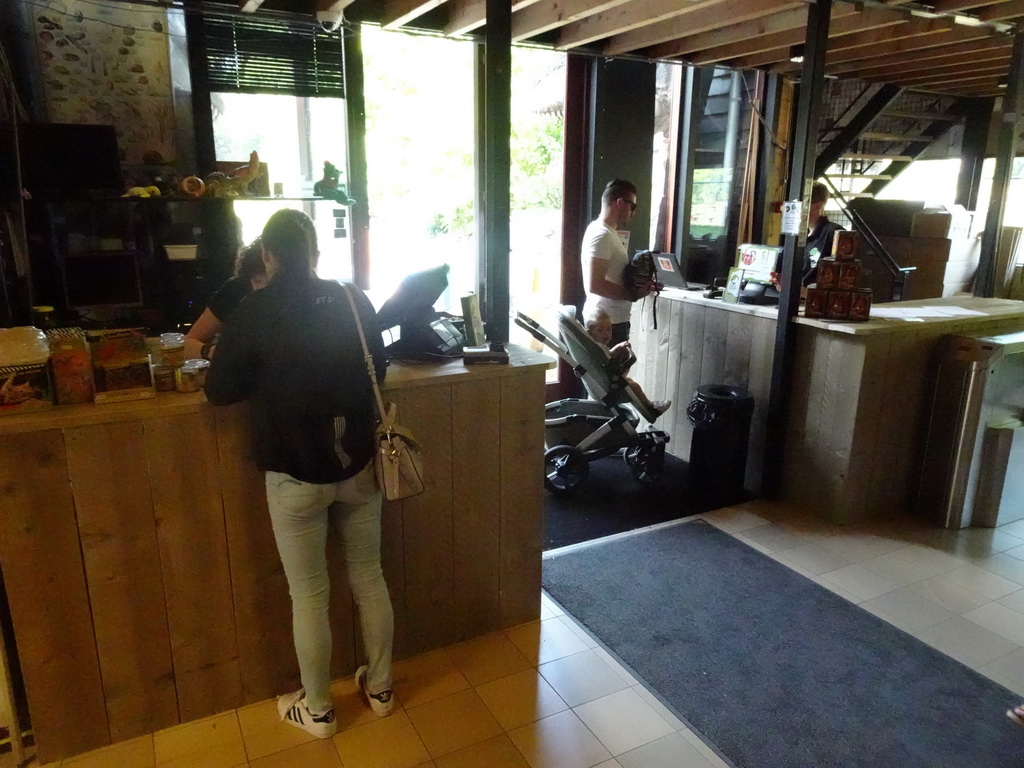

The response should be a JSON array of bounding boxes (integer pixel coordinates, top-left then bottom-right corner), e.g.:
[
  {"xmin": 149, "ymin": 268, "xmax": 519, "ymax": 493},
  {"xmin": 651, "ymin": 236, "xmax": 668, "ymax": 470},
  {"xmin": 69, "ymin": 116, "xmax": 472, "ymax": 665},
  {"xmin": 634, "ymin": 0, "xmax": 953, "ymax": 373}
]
[
  {"xmin": 652, "ymin": 399, "xmax": 672, "ymax": 415},
  {"xmin": 277, "ymin": 688, "xmax": 337, "ymax": 738},
  {"xmin": 355, "ymin": 665, "xmax": 394, "ymax": 716}
]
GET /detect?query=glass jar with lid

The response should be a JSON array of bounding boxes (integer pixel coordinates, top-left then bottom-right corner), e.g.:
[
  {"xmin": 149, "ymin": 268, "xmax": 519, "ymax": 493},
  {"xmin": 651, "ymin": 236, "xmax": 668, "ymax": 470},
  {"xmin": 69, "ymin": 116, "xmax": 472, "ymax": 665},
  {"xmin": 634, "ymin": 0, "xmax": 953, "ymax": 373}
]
[{"xmin": 159, "ymin": 332, "xmax": 186, "ymax": 368}]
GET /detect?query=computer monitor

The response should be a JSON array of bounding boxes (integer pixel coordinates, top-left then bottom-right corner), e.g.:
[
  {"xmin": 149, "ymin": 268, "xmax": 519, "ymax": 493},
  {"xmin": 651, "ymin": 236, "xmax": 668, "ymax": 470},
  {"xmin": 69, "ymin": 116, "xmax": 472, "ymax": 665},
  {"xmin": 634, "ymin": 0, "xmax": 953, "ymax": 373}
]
[
  {"xmin": 16, "ymin": 123, "xmax": 124, "ymax": 199},
  {"xmin": 736, "ymin": 243, "xmax": 783, "ymax": 306},
  {"xmin": 376, "ymin": 264, "xmax": 464, "ymax": 358}
]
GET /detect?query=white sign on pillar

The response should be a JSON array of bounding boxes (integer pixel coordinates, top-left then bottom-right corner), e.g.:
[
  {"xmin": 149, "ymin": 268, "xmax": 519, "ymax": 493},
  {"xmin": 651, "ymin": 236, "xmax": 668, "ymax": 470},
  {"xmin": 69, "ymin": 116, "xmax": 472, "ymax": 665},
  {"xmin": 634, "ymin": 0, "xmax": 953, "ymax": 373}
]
[{"xmin": 781, "ymin": 200, "xmax": 803, "ymax": 236}]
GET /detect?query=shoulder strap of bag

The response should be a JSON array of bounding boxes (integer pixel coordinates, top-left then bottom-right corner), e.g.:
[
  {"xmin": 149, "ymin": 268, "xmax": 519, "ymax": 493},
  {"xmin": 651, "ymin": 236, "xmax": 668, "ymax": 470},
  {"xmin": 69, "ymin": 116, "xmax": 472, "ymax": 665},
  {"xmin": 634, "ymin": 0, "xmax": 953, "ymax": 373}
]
[{"xmin": 340, "ymin": 282, "xmax": 390, "ymax": 427}]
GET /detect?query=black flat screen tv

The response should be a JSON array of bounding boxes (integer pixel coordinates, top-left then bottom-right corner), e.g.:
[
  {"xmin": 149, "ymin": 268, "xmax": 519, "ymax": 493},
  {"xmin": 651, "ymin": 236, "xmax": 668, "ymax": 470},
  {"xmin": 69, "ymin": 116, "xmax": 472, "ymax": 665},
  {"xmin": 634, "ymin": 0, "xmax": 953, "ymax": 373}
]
[{"xmin": 17, "ymin": 123, "xmax": 123, "ymax": 199}]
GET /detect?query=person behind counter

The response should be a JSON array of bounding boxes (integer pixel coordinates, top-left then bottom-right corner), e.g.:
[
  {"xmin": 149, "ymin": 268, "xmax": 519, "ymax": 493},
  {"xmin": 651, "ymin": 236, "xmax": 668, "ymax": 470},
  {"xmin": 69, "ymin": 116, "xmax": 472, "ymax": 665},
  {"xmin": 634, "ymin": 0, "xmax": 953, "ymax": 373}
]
[
  {"xmin": 801, "ymin": 181, "xmax": 844, "ymax": 287},
  {"xmin": 183, "ymin": 238, "xmax": 269, "ymax": 361},
  {"xmin": 204, "ymin": 209, "xmax": 395, "ymax": 738},
  {"xmin": 581, "ymin": 178, "xmax": 657, "ymax": 346}
]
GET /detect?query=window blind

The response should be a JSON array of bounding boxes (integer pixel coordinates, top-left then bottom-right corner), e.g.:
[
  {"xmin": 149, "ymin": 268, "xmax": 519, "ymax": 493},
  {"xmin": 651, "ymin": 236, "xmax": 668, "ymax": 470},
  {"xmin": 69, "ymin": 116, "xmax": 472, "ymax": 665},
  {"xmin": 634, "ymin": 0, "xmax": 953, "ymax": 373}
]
[{"xmin": 203, "ymin": 14, "xmax": 344, "ymax": 98}]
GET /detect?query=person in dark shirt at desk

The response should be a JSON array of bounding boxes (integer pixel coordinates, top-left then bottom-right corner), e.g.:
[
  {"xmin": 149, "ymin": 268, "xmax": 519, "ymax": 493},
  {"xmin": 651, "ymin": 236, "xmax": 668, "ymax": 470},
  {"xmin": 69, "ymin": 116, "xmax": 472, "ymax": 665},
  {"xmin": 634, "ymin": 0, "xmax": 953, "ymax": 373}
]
[
  {"xmin": 802, "ymin": 182, "xmax": 844, "ymax": 287},
  {"xmin": 184, "ymin": 238, "xmax": 268, "ymax": 360}
]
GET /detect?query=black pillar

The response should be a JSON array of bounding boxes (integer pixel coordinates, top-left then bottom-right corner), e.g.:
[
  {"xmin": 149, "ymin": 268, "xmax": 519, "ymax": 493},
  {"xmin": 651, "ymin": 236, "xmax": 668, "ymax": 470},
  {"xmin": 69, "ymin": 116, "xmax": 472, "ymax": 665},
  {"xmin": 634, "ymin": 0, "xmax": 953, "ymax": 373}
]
[
  {"xmin": 183, "ymin": 2, "xmax": 215, "ymax": 175},
  {"xmin": 977, "ymin": 34, "xmax": 1024, "ymax": 298},
  {"xmin": 480, "ymin": 0, "xmax": 512, "ymax": 342},
  {"xmin": 956, "ymin": 97, "xmax": 995, "ymax": 212},
  {"xmin": 763, "ymin": 0, "xmax": 832, "ymax": 497}
]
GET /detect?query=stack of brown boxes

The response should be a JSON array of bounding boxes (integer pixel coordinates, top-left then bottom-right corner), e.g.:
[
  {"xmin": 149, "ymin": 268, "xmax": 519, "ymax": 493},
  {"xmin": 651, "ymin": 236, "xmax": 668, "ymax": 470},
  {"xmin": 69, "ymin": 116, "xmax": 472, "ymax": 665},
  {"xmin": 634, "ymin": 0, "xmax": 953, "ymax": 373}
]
[{"xmin": 804, "ymin": 231, "xmax": 873, "ymax": 322}]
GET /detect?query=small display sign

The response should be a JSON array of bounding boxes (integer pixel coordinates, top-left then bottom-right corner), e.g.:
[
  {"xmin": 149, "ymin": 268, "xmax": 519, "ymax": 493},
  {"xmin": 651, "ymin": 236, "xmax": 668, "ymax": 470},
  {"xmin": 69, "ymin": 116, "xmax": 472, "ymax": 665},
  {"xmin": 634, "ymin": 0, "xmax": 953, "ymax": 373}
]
[
  {"xmin": 781, "ymin": 200, "xmax": 803, "ymax": 236},
  {"xmin": 736, "ymin": 243, "xmax": 782, "ymax": 284}
]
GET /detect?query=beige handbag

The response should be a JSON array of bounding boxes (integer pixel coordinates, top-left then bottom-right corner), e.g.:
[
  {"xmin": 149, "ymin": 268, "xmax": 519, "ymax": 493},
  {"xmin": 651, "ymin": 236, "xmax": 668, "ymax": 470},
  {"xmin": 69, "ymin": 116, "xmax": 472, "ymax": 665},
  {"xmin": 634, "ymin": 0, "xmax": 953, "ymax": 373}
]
[{"xmin": 342, "ymin": 284, "xmax": 426, "ymax": 501}]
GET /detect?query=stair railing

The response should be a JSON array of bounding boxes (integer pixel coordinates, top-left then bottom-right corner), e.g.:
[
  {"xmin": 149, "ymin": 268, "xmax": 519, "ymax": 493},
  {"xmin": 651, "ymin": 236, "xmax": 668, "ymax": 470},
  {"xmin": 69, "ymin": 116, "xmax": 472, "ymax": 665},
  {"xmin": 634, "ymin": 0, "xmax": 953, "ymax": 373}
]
[{"xmin": 821, "ymin": 176, "xmax": 915, "ymax": 302}]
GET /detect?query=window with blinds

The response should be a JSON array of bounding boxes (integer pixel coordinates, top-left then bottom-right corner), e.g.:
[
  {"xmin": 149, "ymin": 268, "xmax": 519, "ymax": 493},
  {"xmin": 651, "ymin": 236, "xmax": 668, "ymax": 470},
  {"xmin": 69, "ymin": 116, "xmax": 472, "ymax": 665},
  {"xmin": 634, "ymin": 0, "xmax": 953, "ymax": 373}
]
[{"xmin": 203, "ymin": 14, "xmax": 345, "ymax": 99}]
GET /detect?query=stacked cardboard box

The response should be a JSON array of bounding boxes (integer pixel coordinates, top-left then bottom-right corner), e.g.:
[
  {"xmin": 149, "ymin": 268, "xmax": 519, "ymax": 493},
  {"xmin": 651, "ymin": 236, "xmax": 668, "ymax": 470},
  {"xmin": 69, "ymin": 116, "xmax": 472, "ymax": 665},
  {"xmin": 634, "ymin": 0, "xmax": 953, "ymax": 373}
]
[{"xmin": 804, "ymin": 231, "xmax": 872, "ymax": 322}]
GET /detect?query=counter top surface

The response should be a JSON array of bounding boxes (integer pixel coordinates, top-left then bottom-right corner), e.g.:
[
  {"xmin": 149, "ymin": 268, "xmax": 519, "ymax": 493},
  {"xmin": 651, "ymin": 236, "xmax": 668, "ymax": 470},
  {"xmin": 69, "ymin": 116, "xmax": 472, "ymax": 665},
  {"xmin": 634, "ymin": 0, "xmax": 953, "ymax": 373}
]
[
  {"xmin": 658, "ymin": 289, "xmax": 1024, "ymax": 336},
  {"xmin": 0, "ymin": 344, "xmax": 554, "ymax": 435}
]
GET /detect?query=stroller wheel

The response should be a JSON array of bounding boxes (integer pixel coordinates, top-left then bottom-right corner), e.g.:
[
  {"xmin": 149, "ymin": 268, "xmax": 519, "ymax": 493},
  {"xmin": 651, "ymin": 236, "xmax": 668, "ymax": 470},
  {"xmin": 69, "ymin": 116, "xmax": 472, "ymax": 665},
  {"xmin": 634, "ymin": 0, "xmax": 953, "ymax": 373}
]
[
  {"xmin": 624, "ymin": 443, "xmax": 665, "ymax": 484},
  {"xmin": 544, "ymin": 445, "xmax": 588, "ymax": 495}
]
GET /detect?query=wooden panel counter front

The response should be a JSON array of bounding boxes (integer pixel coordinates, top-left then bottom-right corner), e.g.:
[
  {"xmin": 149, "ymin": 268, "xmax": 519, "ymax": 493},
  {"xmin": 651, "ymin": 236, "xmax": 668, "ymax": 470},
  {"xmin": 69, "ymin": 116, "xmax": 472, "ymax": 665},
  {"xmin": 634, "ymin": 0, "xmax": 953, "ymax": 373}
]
[
  {"xmin": 0, "ymin": 347, "xmax": 551, "ymax": 763},
  {"xmin": 630, "ymin": 292, "xmax": 1024, "ymax": 522}
]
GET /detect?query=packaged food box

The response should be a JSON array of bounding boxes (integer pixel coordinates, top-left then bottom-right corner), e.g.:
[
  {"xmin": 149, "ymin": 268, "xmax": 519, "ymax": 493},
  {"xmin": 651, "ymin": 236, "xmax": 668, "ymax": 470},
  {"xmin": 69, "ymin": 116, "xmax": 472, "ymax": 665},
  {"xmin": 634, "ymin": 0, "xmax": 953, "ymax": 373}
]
[
  {"xmin": 86, "ymin": 328, "xmax": 155, "ymax": 403},
  {"xmin": 849, "ymin": 289, "xmax": 873, "ymax": 322},
  {"xmin": 47, "ymin": 327, "xmax": 94, "ymax": 405},
  {"xmin": 817, "ymin": 258, "xmax": 840, "ymax": 290},
  {"xmin": 838, "ymin": 260, "xmax": 862, "ymax": 291},
  {"xmin": 0, "ymin": 363, "xmax": 53, "ymax": 414},
  {"xmin": 832, "ymin": 230, "xmax": 860, "ymax": 260},
  {"xmin": 826, "ymin": 289, "xmax": 852, "ymax": 320},
  {"xmin": 805, "ymin": 287, "xmax": 828, "ymax": 319}
]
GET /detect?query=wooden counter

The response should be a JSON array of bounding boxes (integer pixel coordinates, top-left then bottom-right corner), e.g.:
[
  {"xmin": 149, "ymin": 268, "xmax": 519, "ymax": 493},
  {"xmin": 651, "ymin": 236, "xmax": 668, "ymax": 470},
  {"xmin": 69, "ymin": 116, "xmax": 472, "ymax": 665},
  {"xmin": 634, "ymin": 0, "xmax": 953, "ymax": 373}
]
[
  {"xmin": 0, "ymin": 346, "xmax": 552, "ymax": 763},
  {"xmin": 631, "ymin": 293, "xmax": 1024, "ymax": 522}
]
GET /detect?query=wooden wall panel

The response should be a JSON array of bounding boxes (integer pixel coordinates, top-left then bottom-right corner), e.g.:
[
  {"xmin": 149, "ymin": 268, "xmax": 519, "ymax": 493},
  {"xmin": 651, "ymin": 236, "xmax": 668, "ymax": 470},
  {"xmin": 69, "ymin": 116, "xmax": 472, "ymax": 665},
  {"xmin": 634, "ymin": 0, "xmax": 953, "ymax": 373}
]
[
  {"xmin": 65, "ymin": 422, "xmax": 178, "ymax": 740},
  {"xmin": 452, "ymin": 379, "xmax": 502, "ymax": 640},
  {"xmin": 214, "ymin": 405, "xmax": 297, "ymax": 704},
  {"xmin": 660, "ymin": 300, "xmax": 683, "ymax": 425},
  {"xmin": 399, "ymin": 385, "xmax": 455, "ymax": 654},
  {"xmin": 699, "ymin": 306, "xmax": 730, "ymax": 388},
  {"xmin": 842, "ymin": 335, "xmax": 894, "ymax": 519},
  {"xmin": 671, "ymin": 302, "xmax": 707, "ymax": 462},
  {"xmin": 745, "ymin": 317, "xmax": 776, "ymax": 492},
  {"xmin": 650, "ymin": 300, "xmax": 675, "ymax": 407},
  {"xmin": 500, "ymin": 370, "xmax": 545, "ymax": 627},
  {"xmin": 145, "ymin": 412, "xmax": 240, "ymax": 721},
  {"xmin": 0, "ymin": 430, "xmax": 109, "ymax": 762},
  {"xmin": 723, "ymin": 312, "xmax": 754, "ymax": 387}
]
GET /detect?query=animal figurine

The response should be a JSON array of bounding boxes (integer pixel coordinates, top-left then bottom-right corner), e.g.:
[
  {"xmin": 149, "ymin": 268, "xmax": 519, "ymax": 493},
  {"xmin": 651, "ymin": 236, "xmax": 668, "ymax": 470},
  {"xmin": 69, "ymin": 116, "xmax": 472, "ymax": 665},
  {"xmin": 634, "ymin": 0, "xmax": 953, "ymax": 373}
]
[{"xmin": 313, "ymin": 160, "xmax": 355, "ymax": 204}]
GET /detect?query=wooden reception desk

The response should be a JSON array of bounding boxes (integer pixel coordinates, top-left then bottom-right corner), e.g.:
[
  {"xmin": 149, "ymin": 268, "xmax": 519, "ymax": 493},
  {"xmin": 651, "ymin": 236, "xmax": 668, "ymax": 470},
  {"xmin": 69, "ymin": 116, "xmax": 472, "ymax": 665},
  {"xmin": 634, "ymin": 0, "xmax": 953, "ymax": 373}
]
[
  {"xmin": 630, "ymin": 292, "xmax": 1024, "ymax": 523},
  {"xmin": 0, "ymin": 346, "xmax": 551, "ymax": 762}
]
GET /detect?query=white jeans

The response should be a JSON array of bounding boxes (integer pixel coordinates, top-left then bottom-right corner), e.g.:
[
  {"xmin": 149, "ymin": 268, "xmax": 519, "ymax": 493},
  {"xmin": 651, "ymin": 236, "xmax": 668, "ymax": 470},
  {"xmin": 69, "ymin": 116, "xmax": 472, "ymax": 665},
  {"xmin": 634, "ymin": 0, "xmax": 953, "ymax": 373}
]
[{"xmin": 265, "ymin": 462, "xmax": 394, "ymax": 714}]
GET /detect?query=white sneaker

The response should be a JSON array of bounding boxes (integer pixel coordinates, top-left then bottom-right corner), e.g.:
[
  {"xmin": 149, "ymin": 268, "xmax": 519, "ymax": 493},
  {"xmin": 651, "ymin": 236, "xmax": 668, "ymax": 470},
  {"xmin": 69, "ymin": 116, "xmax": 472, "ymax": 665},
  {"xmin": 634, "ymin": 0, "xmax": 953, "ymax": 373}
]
[
  {"xmin": 651, "ymin": 399, "xmax": 672, "ymax": 415},
  {"xmin": 355, "ymin": 665, "xmax": 394, "ymax": 716},
  {"xmin": 277, "ymin": 688, "xmax": 337, "ymax": 738}
]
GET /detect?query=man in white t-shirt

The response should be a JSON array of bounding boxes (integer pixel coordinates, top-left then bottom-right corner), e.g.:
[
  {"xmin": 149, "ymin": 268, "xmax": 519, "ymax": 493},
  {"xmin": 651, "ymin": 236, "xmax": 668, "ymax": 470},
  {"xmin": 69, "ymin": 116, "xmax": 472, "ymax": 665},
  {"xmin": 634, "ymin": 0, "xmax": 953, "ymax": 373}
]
[{"xmin": 581, "ymin": 179, "xmax": 655, "ymax": 346}]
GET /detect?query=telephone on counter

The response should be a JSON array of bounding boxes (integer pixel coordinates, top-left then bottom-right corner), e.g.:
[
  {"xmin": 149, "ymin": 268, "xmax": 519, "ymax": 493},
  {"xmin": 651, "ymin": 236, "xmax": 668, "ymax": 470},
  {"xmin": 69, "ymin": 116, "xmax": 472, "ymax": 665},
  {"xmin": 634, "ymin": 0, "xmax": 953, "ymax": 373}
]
[{"xmin": 703, "ymin": 277, "xmax": 727, "ymax": 300}]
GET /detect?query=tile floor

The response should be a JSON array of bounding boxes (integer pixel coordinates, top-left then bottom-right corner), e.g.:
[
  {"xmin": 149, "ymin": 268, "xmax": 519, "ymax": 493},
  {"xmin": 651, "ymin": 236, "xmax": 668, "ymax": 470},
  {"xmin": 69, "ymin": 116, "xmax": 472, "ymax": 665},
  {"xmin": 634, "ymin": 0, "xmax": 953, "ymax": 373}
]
[{"xmin": 9, "ymin": 498, "xmax": 1024, "ymax": 768}]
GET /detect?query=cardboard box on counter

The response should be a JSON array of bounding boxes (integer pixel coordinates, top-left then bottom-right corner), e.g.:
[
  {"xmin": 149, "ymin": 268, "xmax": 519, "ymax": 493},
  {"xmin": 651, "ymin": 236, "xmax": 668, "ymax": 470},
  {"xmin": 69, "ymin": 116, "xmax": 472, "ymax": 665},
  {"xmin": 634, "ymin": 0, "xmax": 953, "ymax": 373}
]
[
  {"xmin": 0, "ymin": 363, "xmax": 53, "ymax": 415},
  {"xmin": 86, "ymin": 328, "xmax": 155, "ymax": 403}
]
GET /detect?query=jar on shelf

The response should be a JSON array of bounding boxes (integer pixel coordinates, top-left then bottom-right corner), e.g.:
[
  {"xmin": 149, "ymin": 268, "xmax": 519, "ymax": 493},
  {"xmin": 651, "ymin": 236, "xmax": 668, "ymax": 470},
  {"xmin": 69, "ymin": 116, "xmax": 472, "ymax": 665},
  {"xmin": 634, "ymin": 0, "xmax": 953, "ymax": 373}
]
[{"xmin": 159, "ymin": 332, "xmax": 186, "ymax": 368}]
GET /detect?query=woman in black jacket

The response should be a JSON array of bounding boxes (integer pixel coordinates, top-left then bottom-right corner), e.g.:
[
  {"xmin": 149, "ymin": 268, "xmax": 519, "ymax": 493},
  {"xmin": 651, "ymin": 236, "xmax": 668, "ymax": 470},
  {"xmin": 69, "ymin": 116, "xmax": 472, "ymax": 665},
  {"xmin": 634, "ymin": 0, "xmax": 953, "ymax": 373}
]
[{"xmin": 205, "ymin": 209, "xmax": 394, "ymax": 738}]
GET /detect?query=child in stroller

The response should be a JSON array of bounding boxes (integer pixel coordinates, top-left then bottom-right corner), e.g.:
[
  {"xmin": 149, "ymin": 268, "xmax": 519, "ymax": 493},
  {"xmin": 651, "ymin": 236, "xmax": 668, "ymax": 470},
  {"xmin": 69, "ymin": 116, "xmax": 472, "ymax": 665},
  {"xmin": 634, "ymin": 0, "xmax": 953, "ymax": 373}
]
[
  {"xmin": 514, "ymin": 306, "xmax": 670, "ymax": 495},
  {"xmin": 583, "ymin": 309, "xmax": 671, "ymax": 417}
]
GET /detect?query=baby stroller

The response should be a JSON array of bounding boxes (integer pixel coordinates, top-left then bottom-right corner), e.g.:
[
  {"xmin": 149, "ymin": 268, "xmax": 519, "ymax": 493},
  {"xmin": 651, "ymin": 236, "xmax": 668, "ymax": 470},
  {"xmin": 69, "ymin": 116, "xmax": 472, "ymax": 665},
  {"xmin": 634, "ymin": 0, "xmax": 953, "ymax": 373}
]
[{"xmin": 514, "ymin": 307, "xmax": 670, "ymax": 495}]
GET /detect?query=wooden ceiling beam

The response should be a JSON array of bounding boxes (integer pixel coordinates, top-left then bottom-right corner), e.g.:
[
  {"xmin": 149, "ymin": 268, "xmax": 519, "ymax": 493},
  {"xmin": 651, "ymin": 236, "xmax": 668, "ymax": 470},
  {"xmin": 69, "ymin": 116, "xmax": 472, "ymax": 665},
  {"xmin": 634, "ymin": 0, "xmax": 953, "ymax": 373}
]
[
  {"xmin": 769, "ymin": 24, "xmax": 997, "ymax": 73},
  {"xmin": 844, "ymin": 47, "xmax": 1011, "ymax": 80},
  {"xmin": 828, "ymin": 38, "xmax": 1013, "ymax": 76},
  {"xmin": 910, "ymin": 74, "xmax": 1002, "ymax": 90},
  {"xmin": 635, "ymin": 2, "xmax": 809, "ymax": 59},
  {"xmin": 445, "ymin": 0, "xmax": 538, "ymax": 36},
  {"xmin": 556, "ymin": 0, "xmax": 728, "ymax": 50},
  {"xmin": 511, "ymin": 0, "xmax": 631, "ymax": 42},
  {"xmin": 979, "ymin": 0, "xmax": 1024, "ymax": 21},
  {"xmin": 603, "ymin": 0, "xmax": 800, "ymax": 56},
  {"xmin": 683, "ymin": 5, "xmax": 882, "ymax": 66},
  {"xmin": 769, "ymin": 16, "xmax": 957, "ymax": 73},
  {"xmin": 931, "ymin": 0, "xmax": 998, "ymax": 11},
  {"xmin": 873, "ymin": 60, "xmax": 1009, "ymax": 86},
  {"xmin": 382, "ymin": 0, "xmax": 450, "ymax": 29},
  {"xmin": 239, "ymin": 0, "xmax": 265, "ymax": 12}
]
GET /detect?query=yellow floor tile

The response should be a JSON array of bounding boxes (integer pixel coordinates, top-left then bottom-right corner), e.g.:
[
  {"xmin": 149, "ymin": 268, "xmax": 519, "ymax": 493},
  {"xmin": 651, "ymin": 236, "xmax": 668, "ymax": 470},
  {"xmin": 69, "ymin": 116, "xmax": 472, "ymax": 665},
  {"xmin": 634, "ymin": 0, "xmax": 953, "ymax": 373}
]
[
  {"xmin": 433, "ymin": 734, "xmax": 530, "ymax": 768},
  {"xmin": 475, "ymin": 668, "xmax": 568, "ymax": 731},
  {"xmin": 539, "ymin": 648, "xmax": 628, "ymax": 707},
  {"xmin": 333, "ymin": 711, "xmax": 431, "ymax": 768},
  {"xmin": 392, "ymin": 650, "xmax": 470, "ymax": 709},
  {"xmin": 508, "ymin": 710, "xmax": 611, "ymax": 768},
  {"xmin": 61, "ymin": 735, "xmax": 154, "ymax": 768},
  {"xmin": 330, "ymin": 676, "xmax": 401, "ymax": 729},
  {"xmin": 444, "ymin": 632, "xmax": 533, "ymax": 686},
  {"xmin": 236, "ymin": 698, "xmax": 315, "ymax": 761},
  {"xmin": 404, "ymin": 688, "xmax": 503, "ymax": 758},
  {"xmin": 153, "ymin": 712, "xmax": 247, "ymax": 768},
  {"xmin": 504, "ymin": 619, "xmax": 589, "ymax": 666},
  {"xmin": 248, "ymin": 738, "xmax": 342, "ymax": 767}
]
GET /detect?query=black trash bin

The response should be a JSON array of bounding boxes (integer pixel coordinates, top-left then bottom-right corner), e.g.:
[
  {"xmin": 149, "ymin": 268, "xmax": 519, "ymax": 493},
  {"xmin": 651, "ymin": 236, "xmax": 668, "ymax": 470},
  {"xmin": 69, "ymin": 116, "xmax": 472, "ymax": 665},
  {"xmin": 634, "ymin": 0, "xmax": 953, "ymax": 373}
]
[{"xmin": 686, "ymin": 384, "xmax": 754, "ymax": 508}]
